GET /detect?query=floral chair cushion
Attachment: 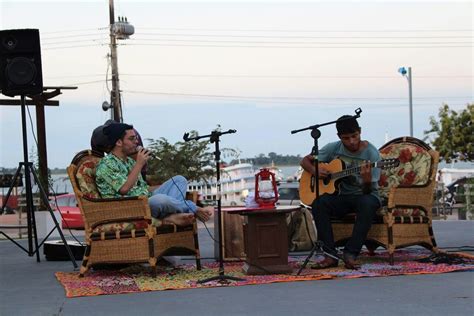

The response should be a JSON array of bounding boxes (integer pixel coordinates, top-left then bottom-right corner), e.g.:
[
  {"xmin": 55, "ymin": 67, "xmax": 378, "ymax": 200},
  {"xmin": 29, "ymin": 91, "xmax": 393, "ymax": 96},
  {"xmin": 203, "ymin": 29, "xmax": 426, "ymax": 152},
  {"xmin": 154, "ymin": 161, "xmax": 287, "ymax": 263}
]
[
  {"xmin": 378, "ymin": 142, "xmax": 432, "ymax": 201},
  {"xmin": 90, "ymin": 218, "xmax": 194, "ymax": 240},
  {"xmin": 75, "ymin": 157, "xmax": 102, "ymax": 199},
  {"xmin": 377, "ymin": 206, "xmax": 426, "ymax": 217}
]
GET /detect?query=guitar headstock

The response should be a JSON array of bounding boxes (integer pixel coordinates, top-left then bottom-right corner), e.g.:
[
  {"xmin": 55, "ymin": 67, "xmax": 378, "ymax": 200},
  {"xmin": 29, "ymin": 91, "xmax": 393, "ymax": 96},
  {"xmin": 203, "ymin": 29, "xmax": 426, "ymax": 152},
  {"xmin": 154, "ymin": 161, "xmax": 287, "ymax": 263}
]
[{"xmin": 378, "ymin": 158, "xmax": 400, "ymax": 169}]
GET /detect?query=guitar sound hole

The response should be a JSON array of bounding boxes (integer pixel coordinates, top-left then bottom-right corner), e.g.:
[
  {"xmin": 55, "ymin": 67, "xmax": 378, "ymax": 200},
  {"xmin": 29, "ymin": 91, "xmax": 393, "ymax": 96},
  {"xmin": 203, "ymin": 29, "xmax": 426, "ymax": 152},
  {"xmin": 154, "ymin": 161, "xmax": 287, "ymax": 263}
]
[{"xmin": 322, "ymin": 178, "xmax": 331, "ymax": 185}]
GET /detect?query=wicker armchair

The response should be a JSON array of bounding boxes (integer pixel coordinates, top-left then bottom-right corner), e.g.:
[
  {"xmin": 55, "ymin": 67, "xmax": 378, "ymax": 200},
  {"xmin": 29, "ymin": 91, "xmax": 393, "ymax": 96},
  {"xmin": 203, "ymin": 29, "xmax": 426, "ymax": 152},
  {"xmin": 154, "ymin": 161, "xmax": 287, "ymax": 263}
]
[
  {"xmin": 67, "ymin": 150, "xmax": 201, "ymax": 277},
  {"xmin": 332, "ymin": 137, "xmax": 439, "ymax": 264}
]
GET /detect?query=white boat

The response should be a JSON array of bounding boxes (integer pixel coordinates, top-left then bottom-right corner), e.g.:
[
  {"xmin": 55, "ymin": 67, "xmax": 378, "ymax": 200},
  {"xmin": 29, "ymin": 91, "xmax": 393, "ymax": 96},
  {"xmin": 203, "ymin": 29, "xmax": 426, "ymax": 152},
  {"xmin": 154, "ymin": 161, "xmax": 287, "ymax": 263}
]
[
  {"xmin": 265, "ymin": 161, "xmax": 285, "ymax": 182},
  {"xmin": 188, "ymin": 162, "xmax": 256, "ymax": 206}
]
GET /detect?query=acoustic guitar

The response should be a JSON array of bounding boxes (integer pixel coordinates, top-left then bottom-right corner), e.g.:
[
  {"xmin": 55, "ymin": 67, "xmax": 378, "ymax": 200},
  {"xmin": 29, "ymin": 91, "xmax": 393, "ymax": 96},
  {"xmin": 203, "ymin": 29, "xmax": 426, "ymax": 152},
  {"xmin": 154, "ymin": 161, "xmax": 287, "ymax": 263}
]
[{"xmin": 299, "ymin": 158, "xmax": 400, "ymax": 206}]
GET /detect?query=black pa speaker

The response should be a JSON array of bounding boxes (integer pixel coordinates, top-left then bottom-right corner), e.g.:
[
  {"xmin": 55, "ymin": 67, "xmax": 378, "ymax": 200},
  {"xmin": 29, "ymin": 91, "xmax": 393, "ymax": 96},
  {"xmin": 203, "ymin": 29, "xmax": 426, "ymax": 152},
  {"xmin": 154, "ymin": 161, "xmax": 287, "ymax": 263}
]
[{"xmin": 0, "ymin": 29, "xmax": 43, "ymax": 97}]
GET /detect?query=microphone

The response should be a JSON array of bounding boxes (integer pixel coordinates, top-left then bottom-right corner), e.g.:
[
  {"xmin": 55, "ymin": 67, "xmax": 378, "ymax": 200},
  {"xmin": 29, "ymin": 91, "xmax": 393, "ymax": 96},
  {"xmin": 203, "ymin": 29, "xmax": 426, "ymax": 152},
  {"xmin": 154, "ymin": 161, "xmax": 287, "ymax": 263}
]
[{"xmin": 136, "ymin": 146, "xmax": 161, "ymax": 160}]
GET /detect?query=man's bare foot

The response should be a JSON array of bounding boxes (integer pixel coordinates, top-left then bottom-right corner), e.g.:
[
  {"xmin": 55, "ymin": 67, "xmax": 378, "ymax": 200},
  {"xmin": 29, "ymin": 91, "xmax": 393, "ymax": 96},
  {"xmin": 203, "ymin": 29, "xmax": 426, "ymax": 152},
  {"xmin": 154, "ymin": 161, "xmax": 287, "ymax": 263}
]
[
  {"xmin": 195, "ymin": 206, "xmax": 214, "ymax": 222},
  {"xmin": 163, "ymin": 213, "xmax": 194, "ymax": 226}
]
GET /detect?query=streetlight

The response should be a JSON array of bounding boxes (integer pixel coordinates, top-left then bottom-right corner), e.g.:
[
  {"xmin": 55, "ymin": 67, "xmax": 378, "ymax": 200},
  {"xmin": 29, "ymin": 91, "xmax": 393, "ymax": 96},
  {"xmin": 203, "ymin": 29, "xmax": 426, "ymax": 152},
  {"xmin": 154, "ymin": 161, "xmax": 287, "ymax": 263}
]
[{"xmin": 398, "ymin": 66, "xmax": 413, "ymax": 137}]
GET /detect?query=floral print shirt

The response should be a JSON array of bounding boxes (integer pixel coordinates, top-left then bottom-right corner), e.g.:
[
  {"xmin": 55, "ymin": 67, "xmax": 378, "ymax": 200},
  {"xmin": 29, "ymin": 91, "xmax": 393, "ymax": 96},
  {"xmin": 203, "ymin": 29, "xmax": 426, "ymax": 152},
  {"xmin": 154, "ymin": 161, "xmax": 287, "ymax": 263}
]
[{"xmin": 96, "ymin": 154, "xmax": 150, "ymax": 198}]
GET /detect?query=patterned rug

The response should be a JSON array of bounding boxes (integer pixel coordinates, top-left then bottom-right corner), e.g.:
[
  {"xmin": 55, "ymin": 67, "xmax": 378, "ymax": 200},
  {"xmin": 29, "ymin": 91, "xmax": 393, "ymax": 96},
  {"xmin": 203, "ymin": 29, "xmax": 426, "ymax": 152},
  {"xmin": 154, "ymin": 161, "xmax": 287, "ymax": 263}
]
[{"xmin": 56, "ymin": 249, "xmax": 474, "ymax": 298}]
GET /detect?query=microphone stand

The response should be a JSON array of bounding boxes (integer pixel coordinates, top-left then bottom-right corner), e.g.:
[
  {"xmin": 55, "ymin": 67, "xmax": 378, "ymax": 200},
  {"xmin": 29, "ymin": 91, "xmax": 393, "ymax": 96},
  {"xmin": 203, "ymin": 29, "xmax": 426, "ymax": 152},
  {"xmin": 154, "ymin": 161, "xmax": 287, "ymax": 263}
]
[
  {"xmin": 184, "ymin": 129, "xmax": 244, "ymax": 284},
  {"xmin": 291, "ymin": 108, "xmax": 361, "ymax": 275}
]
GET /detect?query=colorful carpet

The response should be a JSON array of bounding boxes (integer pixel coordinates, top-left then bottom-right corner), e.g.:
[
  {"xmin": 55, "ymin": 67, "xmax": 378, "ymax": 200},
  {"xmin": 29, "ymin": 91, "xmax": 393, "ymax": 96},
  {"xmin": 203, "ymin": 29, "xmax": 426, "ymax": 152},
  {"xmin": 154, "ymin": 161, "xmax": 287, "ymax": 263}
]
[{"xmin": 56, "ymin": 249, "xmax": 474, "ymax": 298}]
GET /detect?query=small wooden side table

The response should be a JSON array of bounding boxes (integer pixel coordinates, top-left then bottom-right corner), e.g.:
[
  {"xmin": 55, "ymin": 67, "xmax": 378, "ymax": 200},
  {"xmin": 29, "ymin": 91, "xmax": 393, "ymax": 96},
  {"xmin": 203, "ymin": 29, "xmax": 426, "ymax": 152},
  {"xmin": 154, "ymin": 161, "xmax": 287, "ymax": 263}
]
[{"xmin": 228, "ymin": 206, "xmax": 299, "ymax": 275}]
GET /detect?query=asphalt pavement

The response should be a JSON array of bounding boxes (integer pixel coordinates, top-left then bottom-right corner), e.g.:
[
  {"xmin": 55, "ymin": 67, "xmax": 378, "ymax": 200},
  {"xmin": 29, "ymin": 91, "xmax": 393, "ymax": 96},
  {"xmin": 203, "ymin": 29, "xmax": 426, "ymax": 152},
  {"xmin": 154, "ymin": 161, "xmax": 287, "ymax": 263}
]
[{"xmin": 0, "ymin": 220, "xmax": 473, "ymax": 316}]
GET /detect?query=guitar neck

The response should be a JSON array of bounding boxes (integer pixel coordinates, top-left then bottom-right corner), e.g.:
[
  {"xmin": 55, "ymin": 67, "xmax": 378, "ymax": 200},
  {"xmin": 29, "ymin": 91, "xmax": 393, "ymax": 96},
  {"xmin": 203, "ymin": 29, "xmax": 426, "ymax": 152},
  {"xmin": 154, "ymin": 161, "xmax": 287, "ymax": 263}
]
[{"xmin": 330, "ymin": 161, "xmax": 377, "ymax": 180}]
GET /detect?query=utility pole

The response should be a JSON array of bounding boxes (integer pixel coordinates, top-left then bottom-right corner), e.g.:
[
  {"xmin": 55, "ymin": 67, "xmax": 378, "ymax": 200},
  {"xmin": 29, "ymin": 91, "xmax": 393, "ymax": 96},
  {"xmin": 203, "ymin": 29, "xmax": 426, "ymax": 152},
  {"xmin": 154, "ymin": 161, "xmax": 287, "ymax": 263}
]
[
  {"xmin": 407, "ymin": 67, "xmax": 413, "ymax": 137},
  {"xmin": 398, "ymin": 66, "xmax": 414, "ymax": 137},
  {"xmin": 106, "ymin": 0, "xmax": 134, "ymax": 122},
  {"xmin": 108, "ymin": 0, "xmax": 122, "ymax": 122}
]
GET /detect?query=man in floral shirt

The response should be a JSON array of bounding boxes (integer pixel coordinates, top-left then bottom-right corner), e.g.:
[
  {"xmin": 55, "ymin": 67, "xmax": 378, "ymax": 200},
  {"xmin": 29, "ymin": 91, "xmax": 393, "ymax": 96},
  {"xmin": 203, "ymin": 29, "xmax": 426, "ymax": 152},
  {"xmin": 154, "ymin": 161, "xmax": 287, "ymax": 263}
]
[
  {"xmin": 300, "ymin": 115, "xmax": 381, "ymax": 269},
  {"xmin": 96, "ymin": 123, "xmax": 213, "ymax": 226}
]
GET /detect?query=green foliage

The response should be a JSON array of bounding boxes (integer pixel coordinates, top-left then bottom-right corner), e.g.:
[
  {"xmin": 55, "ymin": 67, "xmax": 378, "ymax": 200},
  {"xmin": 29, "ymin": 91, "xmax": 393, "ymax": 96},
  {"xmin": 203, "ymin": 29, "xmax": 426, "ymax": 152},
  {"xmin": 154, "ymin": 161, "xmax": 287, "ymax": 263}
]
[
  {"xmin": 424, "ymin": 104, "xmax": 474, "ymax": 163},
  {"xmin": 145, "ymin": 131, "xmax": 216, "ymax": 184}
]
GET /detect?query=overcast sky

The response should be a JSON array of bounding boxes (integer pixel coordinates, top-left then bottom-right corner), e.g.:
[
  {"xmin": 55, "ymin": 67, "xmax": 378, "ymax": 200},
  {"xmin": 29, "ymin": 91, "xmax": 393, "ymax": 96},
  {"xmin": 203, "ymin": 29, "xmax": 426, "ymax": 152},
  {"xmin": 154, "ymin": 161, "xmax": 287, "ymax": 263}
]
[{"xmin": 0, "ymin": 0, "xmax": 472, "ymax": 168}]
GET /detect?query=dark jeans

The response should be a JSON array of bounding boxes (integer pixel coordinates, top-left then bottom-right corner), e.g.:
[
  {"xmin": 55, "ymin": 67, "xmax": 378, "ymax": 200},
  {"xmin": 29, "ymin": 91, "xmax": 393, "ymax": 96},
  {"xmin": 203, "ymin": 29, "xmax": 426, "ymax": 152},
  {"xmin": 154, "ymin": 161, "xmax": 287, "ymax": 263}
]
[{"xmin": 311, "ymin": 194, "xmax": 381, "ymax": 257}]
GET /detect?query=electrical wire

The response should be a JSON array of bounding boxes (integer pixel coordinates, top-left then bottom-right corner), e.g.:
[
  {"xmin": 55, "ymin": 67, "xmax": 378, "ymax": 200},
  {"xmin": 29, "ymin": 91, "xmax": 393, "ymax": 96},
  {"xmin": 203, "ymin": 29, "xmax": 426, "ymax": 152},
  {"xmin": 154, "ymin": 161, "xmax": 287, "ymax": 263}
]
[
  {"xmin": 137, "ymin": 27, "xmax": 473, "ymax": 33},
  {"xmin": 41, "ymin": 27, "xmax": 108, "ymax": 34},
  {"xmin": 25, "ymin": 105, "xmax": 84, "ymax": 246},
  {"xmin": 121, "ymin": 89, "xmax": 471, "ymax": 102},
  {"xmin": 120, "ymin": 73, "xmax": 473, "ymax": 79},
  {"xmin": 42, "ymin": 43, "xmax": 108, "ymax": 51},
  {"xmin": 134, "ymin": 33, "xmax": 473, "ymax": 39},
  {"xmin": 119, "ymin": 42, "xmax": 471, "ymax": 49}
]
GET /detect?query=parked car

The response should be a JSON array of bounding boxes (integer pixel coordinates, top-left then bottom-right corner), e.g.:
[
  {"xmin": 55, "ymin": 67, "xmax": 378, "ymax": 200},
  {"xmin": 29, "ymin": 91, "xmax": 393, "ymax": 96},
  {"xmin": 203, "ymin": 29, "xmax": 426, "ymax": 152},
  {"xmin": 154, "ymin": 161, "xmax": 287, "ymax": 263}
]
[
  {"xmin": 50, "ymin": 193, "xmax": 84, "ymax": 229},
  {"xmin": 276, "ymin": 181, "xmax": 300, "ymax": 206},
  {"xmin": 446, "ymin": 176, "xmax": 474, "ymax": 205}
]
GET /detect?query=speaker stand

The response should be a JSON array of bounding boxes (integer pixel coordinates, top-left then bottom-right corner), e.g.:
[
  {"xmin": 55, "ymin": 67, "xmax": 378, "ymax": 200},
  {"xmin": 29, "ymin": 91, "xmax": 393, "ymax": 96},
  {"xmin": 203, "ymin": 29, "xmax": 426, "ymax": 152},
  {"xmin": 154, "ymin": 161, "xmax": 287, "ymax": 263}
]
[{"xmin": 0, "ymin": 95, "xmax": 78, "ymax": 268}]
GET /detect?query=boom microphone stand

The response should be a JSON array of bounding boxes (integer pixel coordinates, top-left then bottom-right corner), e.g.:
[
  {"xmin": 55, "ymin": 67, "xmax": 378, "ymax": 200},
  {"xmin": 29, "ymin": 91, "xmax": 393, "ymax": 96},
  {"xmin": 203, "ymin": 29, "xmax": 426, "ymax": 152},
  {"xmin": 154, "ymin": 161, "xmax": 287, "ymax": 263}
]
[
  {"xmin": 184, "ymin": 128, "xmax": 244, "ymax": 284},
  {"xmin": 0, "ymin": 95, "xmax": 78, "ymax": 268},
  {"xmin": 291, "ymin": 107, "xmax": 362, "ymax": 275}
]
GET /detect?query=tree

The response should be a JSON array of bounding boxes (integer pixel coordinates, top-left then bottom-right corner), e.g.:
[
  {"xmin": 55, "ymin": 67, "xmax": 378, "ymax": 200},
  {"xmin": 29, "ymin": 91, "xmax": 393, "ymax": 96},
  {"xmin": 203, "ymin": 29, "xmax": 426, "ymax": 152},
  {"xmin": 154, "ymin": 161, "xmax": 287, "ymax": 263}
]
[
  {"xmin": 424, "ymin": 104, "xmax": 473, "ymax": 162},
  {"xmin": 145, "ymin": 131, "xmax": 215, "ymax": 184}
]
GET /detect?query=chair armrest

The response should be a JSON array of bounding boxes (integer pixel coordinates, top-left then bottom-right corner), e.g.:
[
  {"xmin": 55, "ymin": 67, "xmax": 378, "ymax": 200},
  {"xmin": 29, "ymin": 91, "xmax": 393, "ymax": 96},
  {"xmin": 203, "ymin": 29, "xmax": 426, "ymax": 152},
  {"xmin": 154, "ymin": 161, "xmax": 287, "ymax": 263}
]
[{"xmin": 79, "ymin": 195, "xmax": 152, "ymax": 227}]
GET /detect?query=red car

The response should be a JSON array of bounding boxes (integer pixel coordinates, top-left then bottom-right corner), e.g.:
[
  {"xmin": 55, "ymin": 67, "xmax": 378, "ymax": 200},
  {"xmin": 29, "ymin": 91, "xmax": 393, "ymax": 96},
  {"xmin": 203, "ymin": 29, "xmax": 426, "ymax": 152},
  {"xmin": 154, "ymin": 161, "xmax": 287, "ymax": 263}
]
[{"xmin": 50, "ymin": 193, "xmax": 84, "ymax": 229}]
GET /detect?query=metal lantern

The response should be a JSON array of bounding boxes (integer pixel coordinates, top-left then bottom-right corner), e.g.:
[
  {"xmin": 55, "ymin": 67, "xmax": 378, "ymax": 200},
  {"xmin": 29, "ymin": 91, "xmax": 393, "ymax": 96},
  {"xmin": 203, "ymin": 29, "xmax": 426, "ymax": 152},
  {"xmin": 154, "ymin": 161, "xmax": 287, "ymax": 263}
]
[{"xmin": 254, "ymin": 168, "xmax": 279, "ymax": 208}]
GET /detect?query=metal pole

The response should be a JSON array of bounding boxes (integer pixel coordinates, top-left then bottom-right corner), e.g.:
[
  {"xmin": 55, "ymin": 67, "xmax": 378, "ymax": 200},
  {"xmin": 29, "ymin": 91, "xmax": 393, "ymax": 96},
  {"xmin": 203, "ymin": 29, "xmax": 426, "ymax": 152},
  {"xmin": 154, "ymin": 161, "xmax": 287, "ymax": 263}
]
[
  {"xmin": 408, "ymin": 67, "xmax": 413, "ymax": 137},
  {"xmin": 109, "ymin": 0, "xmax": 123, "ymax": 122}
]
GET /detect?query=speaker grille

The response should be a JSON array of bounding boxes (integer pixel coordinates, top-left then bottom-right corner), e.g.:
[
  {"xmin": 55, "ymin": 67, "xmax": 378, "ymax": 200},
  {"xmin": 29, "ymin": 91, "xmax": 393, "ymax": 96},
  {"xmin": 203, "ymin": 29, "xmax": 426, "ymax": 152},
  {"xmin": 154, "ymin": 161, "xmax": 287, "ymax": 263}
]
[{"xmin": 5, "ymin": 57, "xmax": 37, "ymax": 86}]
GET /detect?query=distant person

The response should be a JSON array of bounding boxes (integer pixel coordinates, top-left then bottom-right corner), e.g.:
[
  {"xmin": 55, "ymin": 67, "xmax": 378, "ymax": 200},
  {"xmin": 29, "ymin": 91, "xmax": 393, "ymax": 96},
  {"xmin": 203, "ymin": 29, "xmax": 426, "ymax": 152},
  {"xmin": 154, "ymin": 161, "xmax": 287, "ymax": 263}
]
[
  {"xmin": 91, "ymin": 119, "xmax": 117, "ymax": 154},
  {"xmin": 437, "ymin": 170, "xmax": 443, "ymax": 183},
  {"xmin": 95, "ymin": 123, "xmax": 213, "ymax": 226},
  {"xmin": 300, "ymin": 115, "xmax": 381, "ymax": 269}
]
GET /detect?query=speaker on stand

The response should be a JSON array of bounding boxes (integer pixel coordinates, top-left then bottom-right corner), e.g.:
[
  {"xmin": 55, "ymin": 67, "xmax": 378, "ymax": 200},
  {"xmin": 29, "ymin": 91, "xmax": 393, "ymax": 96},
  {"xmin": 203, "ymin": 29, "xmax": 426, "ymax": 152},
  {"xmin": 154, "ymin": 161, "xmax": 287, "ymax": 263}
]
[
  {"xmin": 0, "ymin": 29, "xmax": 78, "ymax": 268},
  {"xmin": 0, "ymin": 29, "xmax": 43, "ymax": 97}
]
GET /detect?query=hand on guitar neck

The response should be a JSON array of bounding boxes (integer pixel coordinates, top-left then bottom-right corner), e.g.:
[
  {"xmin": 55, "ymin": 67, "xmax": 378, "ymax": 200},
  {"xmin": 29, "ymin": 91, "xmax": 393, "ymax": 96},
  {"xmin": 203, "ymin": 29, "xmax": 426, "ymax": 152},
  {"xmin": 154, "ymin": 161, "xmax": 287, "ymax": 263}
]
[{"xmin": 360, "ymin": 161, "xmax": 373, "ymax": 184}]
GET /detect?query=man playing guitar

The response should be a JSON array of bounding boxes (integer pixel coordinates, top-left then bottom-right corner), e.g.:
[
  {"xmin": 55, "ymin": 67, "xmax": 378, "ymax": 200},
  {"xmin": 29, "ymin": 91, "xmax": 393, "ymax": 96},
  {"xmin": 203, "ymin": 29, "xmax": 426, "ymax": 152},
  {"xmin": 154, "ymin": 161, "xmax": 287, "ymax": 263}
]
[{"xmin": 300, "ymin": 115, "xmax": 381, "ymax": 269}]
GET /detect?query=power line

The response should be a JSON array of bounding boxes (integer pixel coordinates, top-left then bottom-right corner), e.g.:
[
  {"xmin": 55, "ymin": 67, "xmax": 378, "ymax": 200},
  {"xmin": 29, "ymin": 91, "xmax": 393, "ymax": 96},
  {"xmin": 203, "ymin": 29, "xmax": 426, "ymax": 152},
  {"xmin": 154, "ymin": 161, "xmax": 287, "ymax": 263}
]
[
  {"xmin": 121, "ymin": 90, "xmax": 468, "ymax": 108},
  {"xmin": 41, "ymin": 38, "xmax": 108, "ymax": 46},
  {"xmin": 129, "ymin": 38, "xmax": 473, "ymax": 45},
  {"xmin": 121, "ymin": 89, "xmax": 472, "ymax": 101},
  {"xmin": 42, "ymin": 33, "xmax": 108, "ymax": 41},
  {"xmin": 41, "ymin": 27, "xmax": 108, "ymax": 34},
  {"xmin": 42, "ymin": 44, "xmax": 107, "ymax": 50},
  {"xmin": 137, "ymin": 27, "xmax": 473, "ymax": 33},
  {"xmin": 57, "ymin": 80, "xmax": 105, "ymax": 86},
  {"xmin": 135, "ymin": 33, "xmax": 474, "ymax": 40},
  {"xmin": 41, "ymin": 73, "xmax": 472, "ymax": 81},
  {"xmin": 120, "ymin": 73, "xmax": 472, "ymax": 79},
  {"xmin": 44, "ymin": 74, "xmax": 105, "ymax": 79},
  {"xmin": 119, "ymin": 43, "xmax": 471, "ymax": 49}
]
